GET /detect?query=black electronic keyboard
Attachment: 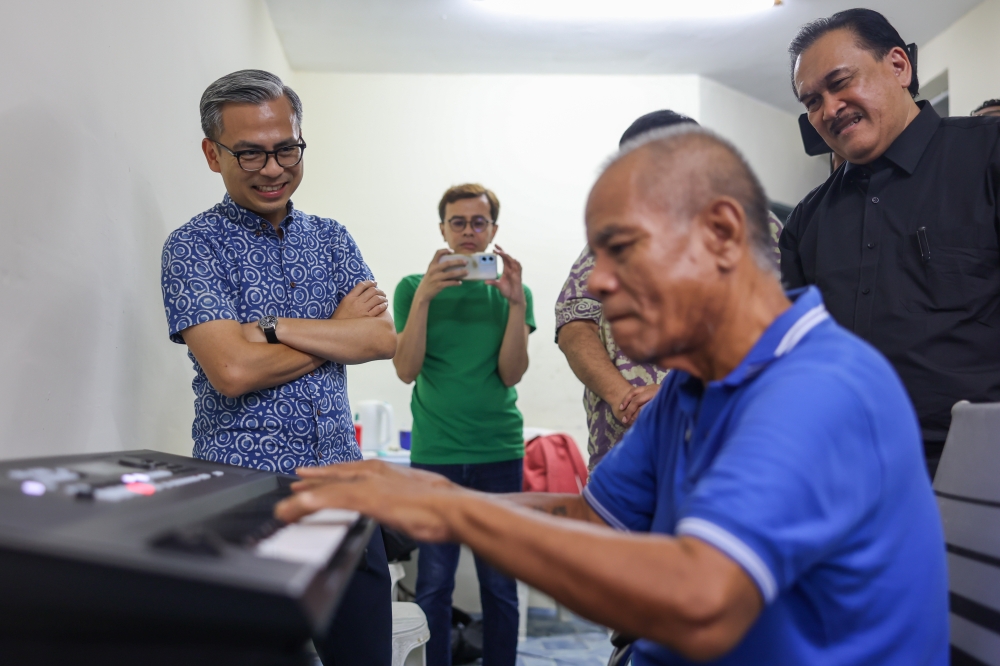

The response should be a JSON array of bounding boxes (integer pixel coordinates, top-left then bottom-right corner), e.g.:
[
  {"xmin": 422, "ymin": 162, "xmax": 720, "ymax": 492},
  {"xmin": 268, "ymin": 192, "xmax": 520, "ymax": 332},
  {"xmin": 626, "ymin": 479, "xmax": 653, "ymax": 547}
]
[{"xmin": 0, "ymin": 449, "xmax": 374, "ymax": 665}]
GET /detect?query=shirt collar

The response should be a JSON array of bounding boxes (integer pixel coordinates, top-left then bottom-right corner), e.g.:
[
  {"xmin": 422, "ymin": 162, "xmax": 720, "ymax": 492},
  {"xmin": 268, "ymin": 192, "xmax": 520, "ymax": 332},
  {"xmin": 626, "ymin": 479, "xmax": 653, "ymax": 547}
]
[
  {"xmin": 220, "ymin": 193, "xmax": 296, "ymax": 232},
  {"xmin": 843, "ymin": 100, "xmax": 939, "ymax": 179},
  {"xmin": 714, "ymin": 286, "xmax": 830, "ymax": 388}
]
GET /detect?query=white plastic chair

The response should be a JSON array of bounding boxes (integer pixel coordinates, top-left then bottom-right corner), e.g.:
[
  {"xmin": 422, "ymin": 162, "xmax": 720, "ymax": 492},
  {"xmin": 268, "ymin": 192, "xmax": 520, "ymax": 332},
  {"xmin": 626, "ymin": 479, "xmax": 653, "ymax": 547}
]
[
  {"xmin": 388, "ymin": 561, "xmax": 406, "ymax": 601},
  {"xmin": 392, "ymin": 601, "xmax": 430, "ymax": 666}
]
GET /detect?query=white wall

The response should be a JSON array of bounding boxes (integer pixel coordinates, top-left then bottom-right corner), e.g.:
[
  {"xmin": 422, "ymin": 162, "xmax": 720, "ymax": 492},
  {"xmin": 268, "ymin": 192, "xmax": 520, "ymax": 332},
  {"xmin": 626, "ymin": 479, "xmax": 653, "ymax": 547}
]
[
  {"xmin": 919, "ymin": 0, "xmax": 1000, "ymax": 118},
  {"xmin": 291, "ymin": 73, "xmax": 824, "ymax": 454},
  {"xmin": 0, "ymin": 0, "xmax": 291, "ymax": 460},
  {"xmin": 699, "ymin": 78, "xmax": 828, "ymax": 206},
  {"xmin": 0, "ymin": 4, "xmax": 826, "ymax": 463},
  {"xmin": 292, "ymin": 73, "xmax": 701, "ymax": 450}
]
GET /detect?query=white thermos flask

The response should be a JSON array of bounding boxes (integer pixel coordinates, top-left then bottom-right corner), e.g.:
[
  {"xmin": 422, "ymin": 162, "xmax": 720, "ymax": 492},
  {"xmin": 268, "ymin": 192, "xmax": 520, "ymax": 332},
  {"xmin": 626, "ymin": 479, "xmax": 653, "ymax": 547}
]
[{"xmin": 355, "ymin": 401, "xmax": 396, "ymax": 452}]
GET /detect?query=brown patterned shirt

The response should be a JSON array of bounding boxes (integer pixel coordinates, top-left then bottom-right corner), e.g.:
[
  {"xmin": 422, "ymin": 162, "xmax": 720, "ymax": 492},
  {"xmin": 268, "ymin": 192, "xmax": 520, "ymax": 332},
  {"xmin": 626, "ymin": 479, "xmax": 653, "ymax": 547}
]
[{"xmin": 555, "ymin": 211, "xmax": 784, "ymax": 469}]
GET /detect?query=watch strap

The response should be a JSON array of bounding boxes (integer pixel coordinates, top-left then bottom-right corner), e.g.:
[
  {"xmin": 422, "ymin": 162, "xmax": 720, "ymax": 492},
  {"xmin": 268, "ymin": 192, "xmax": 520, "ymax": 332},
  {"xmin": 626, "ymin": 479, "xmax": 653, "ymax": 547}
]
[{"xmin": 258, "ymin": 316, "xmax": 279, "ymax": 344}]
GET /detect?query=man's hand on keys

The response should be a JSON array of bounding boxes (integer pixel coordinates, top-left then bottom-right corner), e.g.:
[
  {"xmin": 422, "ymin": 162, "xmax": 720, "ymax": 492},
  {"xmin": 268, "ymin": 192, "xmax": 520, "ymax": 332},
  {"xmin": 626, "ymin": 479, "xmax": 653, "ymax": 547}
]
[{"xmin": 275, "ymin": 460, "xmax": 460, "ymax": 543}]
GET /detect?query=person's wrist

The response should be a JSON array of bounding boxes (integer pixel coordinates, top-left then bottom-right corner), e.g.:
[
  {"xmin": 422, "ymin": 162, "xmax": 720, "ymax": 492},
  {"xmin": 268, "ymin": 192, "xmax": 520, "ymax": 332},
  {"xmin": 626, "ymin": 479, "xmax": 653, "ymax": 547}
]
[
  {"xmin": 437, "ymin": 488, "xmax": 479, "ymax": 536},
  {"xmin": 246, "ymin": 321, "xmax": 267, "ymax": 343},
  {"xmin": 257, "ymin": 315, "xmax": 281, "ymax": 343},
  {"xmin": 412, "ymin": 288, "xmax": 434, "ymax": 309},
  {"xmin": 609, "ymin": 385, "xmax": 632, "ymax": 413},
  {"xmin": 271, "ymin": 317, "xmax": 286, "ymax": 342}
]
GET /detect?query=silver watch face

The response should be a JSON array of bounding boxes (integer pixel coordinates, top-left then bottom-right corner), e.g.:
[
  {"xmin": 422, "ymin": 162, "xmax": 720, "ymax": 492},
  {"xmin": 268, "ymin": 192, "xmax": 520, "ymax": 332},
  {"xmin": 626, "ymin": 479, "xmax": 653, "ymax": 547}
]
[{"xmin": 258, "ymin": 315, "xmax": 278, "ymax": 330}]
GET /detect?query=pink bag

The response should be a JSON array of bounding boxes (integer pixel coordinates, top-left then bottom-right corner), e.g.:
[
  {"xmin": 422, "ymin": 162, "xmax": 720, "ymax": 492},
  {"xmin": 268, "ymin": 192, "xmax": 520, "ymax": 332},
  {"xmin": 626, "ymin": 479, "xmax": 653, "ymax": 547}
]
[{"xmin": 522, "ymin": 434, "xmax": 589, "ymax": 493}]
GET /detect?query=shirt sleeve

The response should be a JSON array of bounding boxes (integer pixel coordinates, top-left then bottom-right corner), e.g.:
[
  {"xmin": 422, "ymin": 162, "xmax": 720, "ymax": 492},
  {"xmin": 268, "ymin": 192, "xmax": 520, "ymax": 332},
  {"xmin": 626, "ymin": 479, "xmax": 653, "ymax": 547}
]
[
  {"xmin": 161, "ymin": 228, "xmax": 239, "ymax": 344},
  {"xmin": 393, "ymin": 276, "xmax": 418, "ymax": 334},
  {"xmin": 523, "ymin": 284, "xmax": 537, "ymax": 333},
  {"xmin": 554, "ymin": 247, "xmax": 603, "ymax": 342},
  {"xmin": 581, "ymin": 379, "xmax": 675, "ymax": 532},
  {"xmin": 779, "ymin": 205, "xmax": 807, "ymax": 289},
  {"xmin": 332, "ymin": 224, "xmax": 376, "ymax": 302},
  {"xmin": 675, "ymin": 371, "xmax": 882, "ymax": 604},
  {"xmin": 767, "ymin": 211, "xmax": 784, "ymax": 271},
  {"xmin": 989, "ymin": 125, "xmax": 1000, "ymax": 247}
]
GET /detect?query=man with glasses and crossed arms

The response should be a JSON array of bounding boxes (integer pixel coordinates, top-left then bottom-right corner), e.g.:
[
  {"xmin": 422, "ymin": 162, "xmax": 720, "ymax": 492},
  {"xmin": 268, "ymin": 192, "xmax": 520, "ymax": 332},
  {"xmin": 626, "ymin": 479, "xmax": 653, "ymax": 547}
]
[{"xmin": 160, "ymin": 69, "xmax": 396, "ymax": 665}]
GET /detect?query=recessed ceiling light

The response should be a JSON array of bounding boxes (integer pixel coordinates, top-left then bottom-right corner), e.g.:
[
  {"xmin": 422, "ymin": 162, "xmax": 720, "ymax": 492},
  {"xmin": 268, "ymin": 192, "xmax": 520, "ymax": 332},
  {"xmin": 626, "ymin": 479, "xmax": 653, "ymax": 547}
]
[{"xmin": 471, "ymin": 0, "xmax": 779, "ymax": 22}]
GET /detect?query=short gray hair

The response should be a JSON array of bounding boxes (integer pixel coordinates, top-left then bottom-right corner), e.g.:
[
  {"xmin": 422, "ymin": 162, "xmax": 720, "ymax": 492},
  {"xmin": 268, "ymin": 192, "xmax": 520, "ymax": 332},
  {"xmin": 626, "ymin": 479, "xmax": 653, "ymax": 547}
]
[
  {"xmin": 608, "ymin": 125, "xmax": 774, "ymax": 272},
  {"xmin": 200, "ymin": 69, "xmax": 303, "ymax": 140}
]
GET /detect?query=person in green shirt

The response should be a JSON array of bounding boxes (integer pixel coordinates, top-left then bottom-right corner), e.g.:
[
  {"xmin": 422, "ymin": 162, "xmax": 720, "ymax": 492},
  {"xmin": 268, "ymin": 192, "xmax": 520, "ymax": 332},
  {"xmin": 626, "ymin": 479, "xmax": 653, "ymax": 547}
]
[{"xmin": 393, "ymin": 183, "xmax": 534, "ymax": 666}]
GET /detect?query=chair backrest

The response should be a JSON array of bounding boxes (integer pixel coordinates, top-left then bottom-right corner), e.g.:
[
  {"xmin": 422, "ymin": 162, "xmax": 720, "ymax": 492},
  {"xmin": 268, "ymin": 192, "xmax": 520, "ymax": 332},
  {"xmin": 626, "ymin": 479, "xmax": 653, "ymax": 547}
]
[{"xmin": 934, "ymin": 401, "xmax": 1000, "ymax": 665}]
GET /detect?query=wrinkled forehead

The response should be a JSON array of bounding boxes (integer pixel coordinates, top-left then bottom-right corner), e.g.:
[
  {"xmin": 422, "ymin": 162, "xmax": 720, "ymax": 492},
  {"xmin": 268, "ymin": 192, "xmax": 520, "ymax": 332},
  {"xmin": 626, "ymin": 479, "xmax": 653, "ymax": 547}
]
[
  {"xmin": 586, "ymin": 155, "xmax": 644, "ymax": 227},
  {"xmin": 793, "ymin": 28, "xmax": 872, "ymax": 94},
  {"xmin": 586, "ymin": 150, "xmax": 690, "ymax": 247}
]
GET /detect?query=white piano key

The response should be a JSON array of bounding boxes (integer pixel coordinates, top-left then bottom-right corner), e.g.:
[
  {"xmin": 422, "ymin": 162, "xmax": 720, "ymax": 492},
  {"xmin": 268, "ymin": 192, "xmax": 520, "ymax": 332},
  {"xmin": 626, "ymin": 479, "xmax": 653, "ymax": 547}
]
[
  {"xmin": 255, "ymin": 522, "xmax": 349, "ymax": 566},
  {"xmin": 300, "ymin": 509, "xmax": 360, "ymax": 525}
]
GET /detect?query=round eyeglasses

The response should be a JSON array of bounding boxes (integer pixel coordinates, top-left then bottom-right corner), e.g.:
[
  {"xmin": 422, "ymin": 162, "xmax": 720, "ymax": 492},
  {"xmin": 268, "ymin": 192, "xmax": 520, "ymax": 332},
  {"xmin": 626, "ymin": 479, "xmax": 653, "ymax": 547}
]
[
  {"xmin": 446, "ymin": 216, "xmax": 493, "ymax": 233},
  {"xmin": 213, "ymin": 140, "xmax": 307, "ymax": 172}
]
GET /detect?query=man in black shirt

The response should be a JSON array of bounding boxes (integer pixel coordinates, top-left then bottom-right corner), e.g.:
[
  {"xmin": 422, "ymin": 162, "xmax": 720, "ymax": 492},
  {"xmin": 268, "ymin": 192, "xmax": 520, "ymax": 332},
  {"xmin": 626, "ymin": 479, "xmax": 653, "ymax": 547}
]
[{"xmin": 781, "ymin": 9, "xmax": 1000, "ymax": 478}]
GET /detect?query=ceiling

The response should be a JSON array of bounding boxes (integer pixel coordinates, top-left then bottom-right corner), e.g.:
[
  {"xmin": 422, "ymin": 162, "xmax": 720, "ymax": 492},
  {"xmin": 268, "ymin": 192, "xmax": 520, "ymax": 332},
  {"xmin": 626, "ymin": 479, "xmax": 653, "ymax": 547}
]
[{"xmin": 265, "ymin": 0, "xmax": 984, "ymax": 113}]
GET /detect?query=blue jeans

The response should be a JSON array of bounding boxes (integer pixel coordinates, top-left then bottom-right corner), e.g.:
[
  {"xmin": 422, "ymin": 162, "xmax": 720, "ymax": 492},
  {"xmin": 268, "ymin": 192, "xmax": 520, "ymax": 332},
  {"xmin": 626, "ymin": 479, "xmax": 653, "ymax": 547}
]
[{"xmin": 411, "ymin": 459, "xmax": 523, "ymax": 666}]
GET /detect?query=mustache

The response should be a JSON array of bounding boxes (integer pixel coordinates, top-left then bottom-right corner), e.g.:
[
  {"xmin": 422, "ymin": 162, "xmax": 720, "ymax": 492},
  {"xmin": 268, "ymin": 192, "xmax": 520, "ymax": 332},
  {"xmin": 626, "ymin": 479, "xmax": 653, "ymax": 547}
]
[{"xmin": 830, "ymin": 111, "xmax": 863, "ymax": 136}]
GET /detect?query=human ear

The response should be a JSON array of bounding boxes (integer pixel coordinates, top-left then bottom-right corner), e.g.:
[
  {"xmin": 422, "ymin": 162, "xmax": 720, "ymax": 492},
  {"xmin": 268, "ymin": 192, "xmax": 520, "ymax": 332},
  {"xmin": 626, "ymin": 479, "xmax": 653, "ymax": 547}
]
[
  {"xmin": 886, "ymin": 46, "xmax": 913, "ymax": 91},
  {"xmin": 699, "ymin": 198, "xmax": 746, "ymax": 272},
  {"xmin": 202, "ymin": 138, "xmax": 222, "ymax": 174},
  {"xmin": 439, "ymin": 223, "xmax": 447, "ymax": 243}
]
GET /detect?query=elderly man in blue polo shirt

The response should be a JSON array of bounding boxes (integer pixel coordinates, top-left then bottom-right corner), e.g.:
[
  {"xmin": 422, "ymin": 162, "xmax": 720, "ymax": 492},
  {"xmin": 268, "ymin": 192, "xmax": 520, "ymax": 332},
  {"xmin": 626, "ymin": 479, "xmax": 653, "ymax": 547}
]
[
  {"xmin": 275, "ymin": 126, "xmax": 949, "ymax": 664},
  {"xmin": 161, "ymin": 70, "xmax": 396, "ymax": 666}
]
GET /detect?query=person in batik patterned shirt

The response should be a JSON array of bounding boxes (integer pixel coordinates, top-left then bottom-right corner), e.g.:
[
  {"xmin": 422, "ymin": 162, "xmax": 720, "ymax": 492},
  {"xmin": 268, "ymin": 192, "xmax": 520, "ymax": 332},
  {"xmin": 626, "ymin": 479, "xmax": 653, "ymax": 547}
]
[
  {"xmin": 556, "ymin": 110, "xmax": 785, "ymax": 469},
  {"xmin": 161, "ymin": 70, "xmax": 395, "ymax": 666}
]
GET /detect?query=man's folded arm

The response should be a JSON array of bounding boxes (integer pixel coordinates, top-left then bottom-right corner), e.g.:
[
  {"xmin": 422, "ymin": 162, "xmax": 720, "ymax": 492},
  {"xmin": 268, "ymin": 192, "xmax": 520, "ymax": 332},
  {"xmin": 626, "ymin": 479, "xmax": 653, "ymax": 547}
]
[
  {"xmin": 271, "ymin": 310, "xmax": 396, "ymax": 364},
  {"xmin": 181, "ymin": 319, "xmax": 324, "ymax": 398}
]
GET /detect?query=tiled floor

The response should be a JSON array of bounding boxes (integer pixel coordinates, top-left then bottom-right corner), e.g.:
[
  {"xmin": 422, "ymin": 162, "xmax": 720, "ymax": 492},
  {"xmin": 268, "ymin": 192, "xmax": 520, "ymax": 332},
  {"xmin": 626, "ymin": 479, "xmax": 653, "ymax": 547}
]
[
  {"xmin": 514, "ymin": 608, "xmax": 614, "ymax": 666},
  {"xmin": 312, "ymin": 606, "xmax": 616, "ymax": 666}
]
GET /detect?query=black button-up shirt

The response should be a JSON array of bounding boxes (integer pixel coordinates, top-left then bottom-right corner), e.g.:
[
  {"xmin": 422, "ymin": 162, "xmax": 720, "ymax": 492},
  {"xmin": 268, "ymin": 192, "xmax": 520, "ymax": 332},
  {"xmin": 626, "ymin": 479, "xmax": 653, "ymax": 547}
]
[{"xmin": 780, "ymin": 102, "xmax": 1000, "ymax": 442}]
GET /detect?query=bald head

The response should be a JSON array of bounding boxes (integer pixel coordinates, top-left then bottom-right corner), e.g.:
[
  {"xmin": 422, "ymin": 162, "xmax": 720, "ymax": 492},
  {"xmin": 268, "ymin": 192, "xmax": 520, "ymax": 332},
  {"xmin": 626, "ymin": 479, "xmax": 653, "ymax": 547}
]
[
  {"xmin": 584, "ymin": 126, "xmax": 791, "ymax": 380},
  {"xmin": 603, "ymin": 126, "xmax": 772, "ymax": 270}
]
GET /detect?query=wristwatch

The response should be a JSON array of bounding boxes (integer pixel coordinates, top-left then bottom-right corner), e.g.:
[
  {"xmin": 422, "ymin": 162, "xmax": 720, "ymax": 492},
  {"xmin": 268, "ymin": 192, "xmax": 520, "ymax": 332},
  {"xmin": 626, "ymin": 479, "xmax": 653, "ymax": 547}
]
[{"xmin": 258, "ymin": 315, "xmax": 279, "ymax": 344}]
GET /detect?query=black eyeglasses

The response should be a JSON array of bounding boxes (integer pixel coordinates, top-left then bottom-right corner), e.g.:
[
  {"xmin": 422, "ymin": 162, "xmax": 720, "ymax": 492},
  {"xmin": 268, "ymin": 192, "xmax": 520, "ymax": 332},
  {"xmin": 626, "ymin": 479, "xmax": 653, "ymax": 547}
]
[
  {"xmin": 214, "ymin": 140, "xmax": 307, "ymax": 172},
  {"xmin": 446, "ymin": 216, "xmax": 493, "ymax": 233}
]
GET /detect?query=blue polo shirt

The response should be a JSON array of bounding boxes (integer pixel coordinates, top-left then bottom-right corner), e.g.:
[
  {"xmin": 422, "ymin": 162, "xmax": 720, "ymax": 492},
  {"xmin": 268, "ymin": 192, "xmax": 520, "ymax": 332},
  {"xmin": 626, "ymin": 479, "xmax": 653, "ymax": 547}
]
[{"xmin": 583, "ymin": 287, "xmax": 948, "ymax": 665}]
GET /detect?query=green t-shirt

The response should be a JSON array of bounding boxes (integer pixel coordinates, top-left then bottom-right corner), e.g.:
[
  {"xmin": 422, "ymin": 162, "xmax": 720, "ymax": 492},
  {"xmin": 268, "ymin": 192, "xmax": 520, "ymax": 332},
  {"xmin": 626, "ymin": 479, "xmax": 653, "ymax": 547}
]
[{"xmin": 394, "ymin": 275, "xmax": 536, "ymax": 465}]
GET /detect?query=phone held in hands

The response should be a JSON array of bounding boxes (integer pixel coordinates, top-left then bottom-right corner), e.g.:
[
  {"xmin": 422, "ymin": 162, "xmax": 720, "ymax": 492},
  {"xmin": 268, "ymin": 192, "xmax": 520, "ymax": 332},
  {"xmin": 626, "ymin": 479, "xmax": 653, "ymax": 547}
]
[{"xmin": 439, "ymin": 252, "xmax": 498, "ymax": 281}]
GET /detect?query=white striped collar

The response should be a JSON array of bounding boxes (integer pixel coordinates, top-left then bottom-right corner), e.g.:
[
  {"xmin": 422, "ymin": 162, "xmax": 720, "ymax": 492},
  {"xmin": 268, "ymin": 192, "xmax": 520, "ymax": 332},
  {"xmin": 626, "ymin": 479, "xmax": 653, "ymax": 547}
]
[
  {"xmin": 774, "ymin": 304, "xmax": 830, "ymax": 357},
  {"xmin": 717, "ymin": 287, "xmax": 831, "ymax": 387}
]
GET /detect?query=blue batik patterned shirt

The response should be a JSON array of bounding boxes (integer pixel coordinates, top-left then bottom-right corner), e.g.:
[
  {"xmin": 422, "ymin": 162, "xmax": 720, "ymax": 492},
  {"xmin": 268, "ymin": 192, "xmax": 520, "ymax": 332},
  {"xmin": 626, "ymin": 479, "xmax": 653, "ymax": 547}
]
[{"xmin": 161, "ymin": 194, "xmax": 374, "ymax": 472}]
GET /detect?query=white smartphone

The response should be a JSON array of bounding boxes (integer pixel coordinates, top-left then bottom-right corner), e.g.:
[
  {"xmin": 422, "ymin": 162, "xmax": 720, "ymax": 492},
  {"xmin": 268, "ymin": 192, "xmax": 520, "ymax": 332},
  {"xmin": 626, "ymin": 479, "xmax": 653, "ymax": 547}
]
[{"xmin": 439, "ymin": 252, "xmax": 498, "ymax": 280}]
